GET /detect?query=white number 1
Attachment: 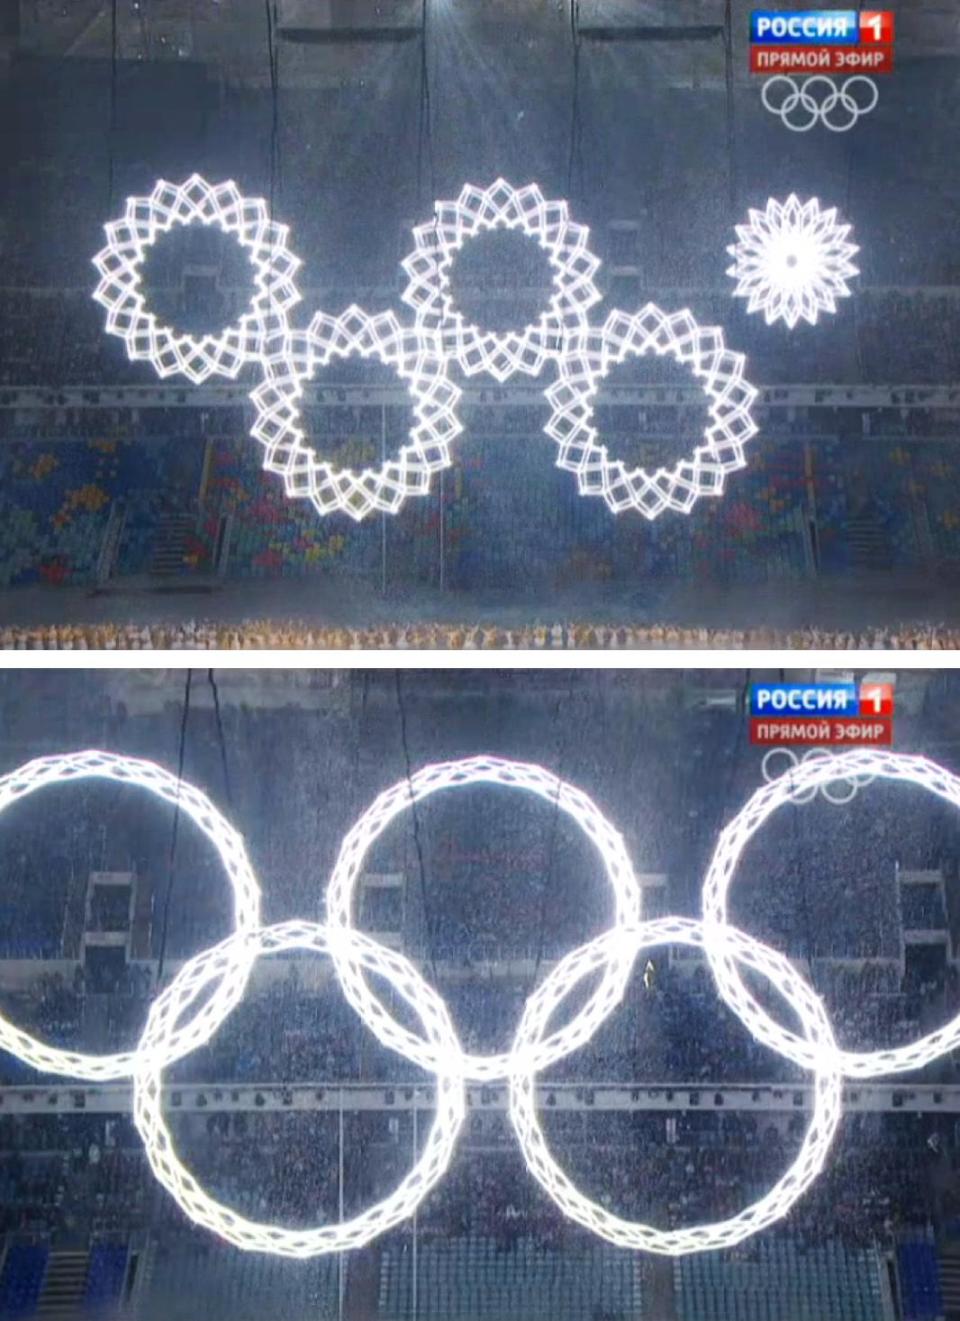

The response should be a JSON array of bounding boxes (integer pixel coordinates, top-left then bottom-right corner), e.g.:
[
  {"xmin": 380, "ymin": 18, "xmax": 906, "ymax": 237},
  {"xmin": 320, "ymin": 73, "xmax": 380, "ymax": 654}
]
[
  {"xmin": 862, "ymin": 686, "xmax": 883, "ymax": 714},
  {"xmin": 863, "ymin": 13, "xmax": 883, "ymax": 40}
]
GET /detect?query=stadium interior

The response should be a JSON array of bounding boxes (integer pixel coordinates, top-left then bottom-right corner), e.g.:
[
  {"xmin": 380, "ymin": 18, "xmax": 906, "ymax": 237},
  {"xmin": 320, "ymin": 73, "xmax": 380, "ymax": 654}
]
[
  {"xmin": 1, "ymin": 1, "xmax": 960, "ymax": 648},
  {"xmin": 0, "ymin": 665, "xmax": 956, "ymax": 1318}
]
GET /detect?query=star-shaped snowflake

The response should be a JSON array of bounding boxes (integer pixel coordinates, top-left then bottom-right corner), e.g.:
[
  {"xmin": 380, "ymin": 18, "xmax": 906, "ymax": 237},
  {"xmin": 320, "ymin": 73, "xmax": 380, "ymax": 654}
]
[{"xmin": 726, "ymin": 195, "xmax": 859, "ymax": 329}]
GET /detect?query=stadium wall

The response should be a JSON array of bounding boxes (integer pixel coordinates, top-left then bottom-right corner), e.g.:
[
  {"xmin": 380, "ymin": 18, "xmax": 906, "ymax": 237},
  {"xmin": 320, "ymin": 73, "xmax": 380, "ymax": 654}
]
[{"xmin": 2, "ymin": 431, "xmax": 959, "ymax": 589}]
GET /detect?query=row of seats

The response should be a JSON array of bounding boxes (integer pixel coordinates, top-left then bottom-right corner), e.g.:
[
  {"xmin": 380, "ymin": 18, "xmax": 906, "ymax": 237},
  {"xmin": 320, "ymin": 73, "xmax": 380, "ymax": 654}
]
[
  {"xmin": 378, "ymin": 1233, "xmax": 644, "ymax": 1321},
  {"xmin": 143, "ymin": 1240, "xmax": 339, "ymax": 1321},
  {"xmin": 674, "ymin": 1236, "xmax": 886, "ymax": 1321}
]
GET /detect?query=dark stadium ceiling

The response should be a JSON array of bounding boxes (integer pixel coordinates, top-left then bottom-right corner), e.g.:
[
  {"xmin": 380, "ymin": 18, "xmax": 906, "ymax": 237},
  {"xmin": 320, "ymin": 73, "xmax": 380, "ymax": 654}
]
[{"xmin": 13, "ymin": 1, "xmax": 960, "ymax": 83}]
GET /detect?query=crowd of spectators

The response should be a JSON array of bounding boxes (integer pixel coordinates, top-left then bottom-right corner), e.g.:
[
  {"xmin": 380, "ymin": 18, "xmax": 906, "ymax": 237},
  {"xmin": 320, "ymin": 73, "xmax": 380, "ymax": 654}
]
[{"xmin": 9, "ymin": 620, "xmax": 960, "ymax": 651}]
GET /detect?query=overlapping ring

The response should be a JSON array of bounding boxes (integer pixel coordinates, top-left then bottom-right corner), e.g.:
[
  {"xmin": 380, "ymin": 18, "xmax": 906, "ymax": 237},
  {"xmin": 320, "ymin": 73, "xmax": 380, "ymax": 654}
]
[
  {"xmin": 761, "ymin": 746, "xmax": 875, "ymax": 804},
  {"xmin": 0, "ymin": 748, "xmax": 955, "ymax": 1256},
  {"xmin": 92, "ymin": 174, "xmax": 758, "ymax": 522},
  {"xmin": 761, "ymin": 75, "xmax": 880, "ymax": 132}
]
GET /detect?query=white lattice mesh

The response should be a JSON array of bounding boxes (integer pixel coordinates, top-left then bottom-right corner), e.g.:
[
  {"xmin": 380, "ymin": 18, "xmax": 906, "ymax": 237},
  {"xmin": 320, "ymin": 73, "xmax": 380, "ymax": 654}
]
[
  {"xmin": 401, "ymin": 179, "xmax": 602, "ymax": 381},
  {"xmin": 250, "ymin": 306, "xmax": 462, "ymax": 521},
  {"xmin": 703, "ymin": 750, "xmax": 960, "ymax": 1078},
  {"xmin": 0, "ymin": 751, "xmax": 261, "ymax": 1080},
  {"xmin": 326, "ymin": 755, "xmax": 642, "ymax": 1081},
  {"xmin": 133, "ymin": 920, "xmax": 465, "ymax": 1256},
  {"xmin": 92, "ymin": 174, "xmax": 302, "ymax": 382},
  {"xmin": 510, "ymin": 917, "xmax": 842, "ymax": 1254},
  {"xmin": 544, "ymin": 305, "xmax": 759, "ymax": 518}
]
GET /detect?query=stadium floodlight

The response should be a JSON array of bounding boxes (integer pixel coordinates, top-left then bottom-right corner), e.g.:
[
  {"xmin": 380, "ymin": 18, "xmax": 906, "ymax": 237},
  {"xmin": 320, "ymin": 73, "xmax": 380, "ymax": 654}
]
[
  {"xmin": 510, "ymin": 917, "xmax": 842, "ymax": 1254},
  {"xmin": 400, "ymin": 179, "xmax": 602, "ymax": 381},
  {"xmin": 703, "ymin": 750, "xmax": 960, "ymax": 1079},
  {"xmin": 92, "ymin": 174, "xmax": 302, "ymax": 383},
  {"xmin": 0, "ymin": 751, "xmax": 261, "ymax": 1081},
  {"xmin": 133, "ymin": 920, "xmax": 466, "ymax": 1257},
  {"xmin": 326, "ymin": 755, "xmax": 642, "ymax": 1081},
  {"xmin": 726, "ymin": 195, "xmax": 859, "ymax": 328},
  {"xmin": 249, "ymin": 306, "xmax": 462, "ymax": 521},
  {"xmin": 544, "ymin": 305, "xmax": 759, "ymax": 518}
]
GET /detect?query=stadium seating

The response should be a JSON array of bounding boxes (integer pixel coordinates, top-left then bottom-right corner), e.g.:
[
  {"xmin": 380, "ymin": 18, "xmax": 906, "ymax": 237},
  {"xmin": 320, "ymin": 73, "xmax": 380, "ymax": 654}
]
[
  {"xmin": 142, "ymin": 1239, "xmax": 339, "ymax": 1321},
  {"xmin": 83, "ymin": 1241, "xmax": 129, "ymax": 1313},
  {"xmin": 674, "ymin": 1234, "xmax": 886, "ymax": 1321},
  {"xmin": 0, "ymin": 1241, "xmax": 49, "ymax": 1320},
  {"xmin": 378, "ymin": 1232, "xmax": 644, "ymax": 1321},
  {"xmin": 898, "ymin": 1231, "xmax": 944, "ymax": 1321}
]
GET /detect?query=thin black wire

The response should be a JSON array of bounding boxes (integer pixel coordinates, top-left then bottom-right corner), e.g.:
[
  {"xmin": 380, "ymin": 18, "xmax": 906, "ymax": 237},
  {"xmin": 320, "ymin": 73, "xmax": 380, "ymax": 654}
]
[
  {"xmin": 395, "ymin": 671, "xmax": 439, "ymax": 982},
  {"xmin": 723, "ymin": 0, "xmax": 737, "ymax": 212},
  {"xmin": 265, "ymin": 0, "xmax": 280, "ymax": 213},
  {"xmin": 567, "ymin": 0, "xmax": 583, "ymax": 201},
  {"xmin": 531, "ymin": 672, "xmax": 577, "ymax": 984},
  {"xmin": 107, "ymin": 0, "xmax": 118, "ymax": 208},
  {"xmin": 156, "ymin": 669, "xmax": 193, "ymax": 983},
  {"xmin": 416, "ymin": 0, "xmax": 435, "ymax": 210},
  {"xmin": 208, "ymin": 669, "xmax": 233, "ymax": 811}
]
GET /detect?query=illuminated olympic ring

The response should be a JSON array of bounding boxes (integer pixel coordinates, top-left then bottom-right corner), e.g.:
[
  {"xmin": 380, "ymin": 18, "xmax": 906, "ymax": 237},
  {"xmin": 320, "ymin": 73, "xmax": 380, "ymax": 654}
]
[
  {"xmin": 761, "ymin": 76, "xmax": 879, "ymax": 133},
  {"xmin": 91, "ymin": 175, "xmax": 757, "ymax": 521},
  {"xmin": 511, "ymin": 917, "xmax": 842, "ymax": 1255},
  {"xmin": 704, "ymin": 749, "xmax": 960, "ymax": 1078},
  {"xmin": 3, "ymin": 748, "xmax": 953, "ymax": 1257},
  {"xmin": 0, "ymin": 751, "xmax": 261, "ymax": 1081},
  {"xmin": 250, "ymin": 308, "xmax": 462, "ymax": 521},
  {"xmin": 760, "ymin": 746, "xmax": 875, "ymax": 805},
  {"xmin": 325, "ymin": 755, "xmax": 643, "ymax": 1081},
  {"xmin": 134, "ymin": 920, "xmax": 466, "ymax": 1257},
  {"xmin": 400, "ymin": 179, "xmax": 602, "ymax": 381},
  {"xmin": 92, "ymin": 174, "xmax": 302, "ymax": 383},
  {"xmin": 544, "ymin": 305, "xmax": 758, "ymax": 519}
]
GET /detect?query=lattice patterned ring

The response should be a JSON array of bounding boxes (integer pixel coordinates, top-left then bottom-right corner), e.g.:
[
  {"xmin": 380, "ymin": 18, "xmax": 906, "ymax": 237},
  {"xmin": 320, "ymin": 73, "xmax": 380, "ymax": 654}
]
[
  {"xmin": 510, "ymin": 916, "xmax": 842, "ymax": 1254},
  {"xmin": 326, "ymin": 755, "xmax": 642, "ymax": 1081},
  {"xmin": 250, "ymin": 306, "xmax": 462, "ymax": 521},
  {"xmin": 0, "ymin": 751, "xmax": 261, "ymax": 1081},
  {"xmin": 703, "ymin": 750, "xmax": 960, "ymax": 1079},
  {"xmin": 544, "ymin": 305, "xmax": 759, "ymax": 518},
  {"xmin": 401, "ymin": 179, "xmax": 602, "ymax": 381},
  {"xmin": 92, "ymin": 174, "xmax": 302, "ymax": 382},
  {"xmin": 726, "ymin": 195, "xmax": 859, "ymax": 329},
  {"xmin": 133, "ymin": 920, "xmax": 465, "ymax": 1257}
]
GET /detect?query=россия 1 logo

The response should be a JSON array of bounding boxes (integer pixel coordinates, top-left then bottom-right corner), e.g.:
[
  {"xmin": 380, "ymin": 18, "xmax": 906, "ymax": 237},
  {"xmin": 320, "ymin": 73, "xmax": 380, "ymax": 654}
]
[
  {"xmin": 750, "ymin": 9, "xmax": 895, "ymax": 74},
  {"xmin": 749, "ymin": 680, "xmax": 895, "ymax": 746}
]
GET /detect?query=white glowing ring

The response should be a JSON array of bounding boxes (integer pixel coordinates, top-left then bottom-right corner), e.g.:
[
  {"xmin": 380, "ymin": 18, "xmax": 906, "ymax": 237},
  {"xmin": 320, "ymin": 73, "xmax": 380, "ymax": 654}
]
[
  {"xmin": 726, "ymin": 195, "xmax": 859, "ymax": 330},
  {"xmin": 326, "ymin": 755, "xmax": 642, "ymax": 1081},
  {"xmin": 704, "ymin": 750, "xmax": 960, "ymax": 1078},
  {"xmin": 510, "ymin": 917, "xmax": 842, "ymax": 1254},
  {"xmin": 401, "ymin": 179, "xmax": 602, "ymax": 381},
  {"xmin": 250, "ymin": 306, "xmax": 462, "ymax": 521},
  {"xmin": 0, "ymin": 751, "xmax": 261, "ymax": 1081},
  {"xmin": 544, "ymin": 305, "xmax": 758, "ymax": 518},
  {"xmin": 92, "ymin": 174, "xmax": 302, "ymax": 384},
  {"xmin": 133, "ymin": 920, "xmax": 465, "ymax": 1257}
]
